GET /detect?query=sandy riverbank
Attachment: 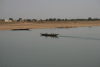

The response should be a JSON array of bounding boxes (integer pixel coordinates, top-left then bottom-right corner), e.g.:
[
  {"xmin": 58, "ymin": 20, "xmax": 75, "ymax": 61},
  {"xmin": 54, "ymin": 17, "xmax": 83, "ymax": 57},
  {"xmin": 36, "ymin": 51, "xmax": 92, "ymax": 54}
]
[{"xmin": 0, "ymin": 21, "xmax": 100, "ymax": 30}]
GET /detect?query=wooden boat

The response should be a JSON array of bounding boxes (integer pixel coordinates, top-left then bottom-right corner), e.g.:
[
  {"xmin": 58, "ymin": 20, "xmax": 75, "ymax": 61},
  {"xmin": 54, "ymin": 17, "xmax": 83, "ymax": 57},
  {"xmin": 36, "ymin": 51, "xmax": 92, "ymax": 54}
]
[
  {"xmin": 40, "ymin": 33, "xmax": 59, "ymax": 36},
  {"xmin": 42, "ymin": 35, "xmax": 58, "ymax": 38},
  {"xmin": 12, "ymin": 29, "xmax": 30, "ymax": 30}
]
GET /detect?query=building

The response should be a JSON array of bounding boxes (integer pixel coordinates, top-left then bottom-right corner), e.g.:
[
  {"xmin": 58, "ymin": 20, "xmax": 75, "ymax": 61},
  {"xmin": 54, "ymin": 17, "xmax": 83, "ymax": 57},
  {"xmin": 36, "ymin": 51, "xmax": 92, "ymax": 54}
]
[{"xmin": 5, "ymin": 19, "xmax": 12, "ymax": 22}]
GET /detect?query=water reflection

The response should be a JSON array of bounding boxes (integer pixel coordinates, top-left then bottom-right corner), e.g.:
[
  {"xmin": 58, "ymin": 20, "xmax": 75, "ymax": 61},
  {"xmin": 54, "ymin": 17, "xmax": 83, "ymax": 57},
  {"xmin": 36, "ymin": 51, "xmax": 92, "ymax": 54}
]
[{"xmin": 40, "ymin": 35, "xmax": 59, "ymax": 38}]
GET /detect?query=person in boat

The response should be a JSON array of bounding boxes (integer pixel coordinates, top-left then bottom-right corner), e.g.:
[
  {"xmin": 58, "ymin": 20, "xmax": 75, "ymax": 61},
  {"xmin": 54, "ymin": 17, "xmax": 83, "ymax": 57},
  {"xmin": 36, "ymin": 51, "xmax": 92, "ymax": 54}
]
[{"xmin": 46, "ymin": 33, "xmax": 47, "ymax": 35}]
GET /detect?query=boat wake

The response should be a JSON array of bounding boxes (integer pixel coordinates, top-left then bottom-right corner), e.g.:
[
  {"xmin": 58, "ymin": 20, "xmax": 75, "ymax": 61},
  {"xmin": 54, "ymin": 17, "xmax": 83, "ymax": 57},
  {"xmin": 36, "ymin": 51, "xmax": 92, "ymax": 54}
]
[{"xmin": 59, "ymin": 36, "xmax": 100, "ymax": 41}]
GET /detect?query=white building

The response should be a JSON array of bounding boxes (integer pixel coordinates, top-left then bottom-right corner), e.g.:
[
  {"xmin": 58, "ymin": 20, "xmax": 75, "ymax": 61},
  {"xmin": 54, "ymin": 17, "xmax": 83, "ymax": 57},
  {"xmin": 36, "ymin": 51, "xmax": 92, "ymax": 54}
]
[{"xmin": 5, "ymin": 19, "xmax": 12, "ymax": 22}]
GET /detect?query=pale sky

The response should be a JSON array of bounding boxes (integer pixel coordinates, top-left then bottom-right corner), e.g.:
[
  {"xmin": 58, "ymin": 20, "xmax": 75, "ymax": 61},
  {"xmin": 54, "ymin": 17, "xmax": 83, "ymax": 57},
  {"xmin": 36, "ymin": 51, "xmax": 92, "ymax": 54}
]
[{"xmin": 0, "ymin": 0, "xmax": 100, "ymax": 20}]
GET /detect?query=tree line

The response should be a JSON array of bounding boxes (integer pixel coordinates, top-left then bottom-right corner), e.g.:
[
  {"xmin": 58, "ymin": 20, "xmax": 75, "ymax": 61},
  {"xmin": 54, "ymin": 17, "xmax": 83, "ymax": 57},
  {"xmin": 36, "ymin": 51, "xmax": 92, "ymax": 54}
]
[{"xmin": 0, "ymin": 17, "xmax": 100, "ymax": 22}]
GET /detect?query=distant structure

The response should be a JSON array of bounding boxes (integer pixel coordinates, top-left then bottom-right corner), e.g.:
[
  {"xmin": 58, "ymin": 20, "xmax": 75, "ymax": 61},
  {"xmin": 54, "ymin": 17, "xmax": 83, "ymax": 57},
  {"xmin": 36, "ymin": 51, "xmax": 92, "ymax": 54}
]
[{"xmin": 5, "ymin": 19, "xmax": 12, "ymax": 22}]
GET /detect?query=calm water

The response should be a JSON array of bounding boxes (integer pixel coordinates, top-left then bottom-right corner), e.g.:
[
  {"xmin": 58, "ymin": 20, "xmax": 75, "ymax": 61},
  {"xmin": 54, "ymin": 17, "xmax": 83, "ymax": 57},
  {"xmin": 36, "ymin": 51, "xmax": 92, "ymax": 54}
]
[{"xmin": 0, "ymin": 26, "xmax": 100, "ymax": 67}]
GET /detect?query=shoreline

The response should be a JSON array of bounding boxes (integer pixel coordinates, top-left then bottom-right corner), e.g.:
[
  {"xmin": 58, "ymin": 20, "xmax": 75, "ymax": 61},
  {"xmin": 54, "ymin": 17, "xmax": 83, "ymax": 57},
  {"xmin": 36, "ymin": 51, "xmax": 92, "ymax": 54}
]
[{"xmin": 0, "ymin": 21, "xmax": 100, "ymax": 30}]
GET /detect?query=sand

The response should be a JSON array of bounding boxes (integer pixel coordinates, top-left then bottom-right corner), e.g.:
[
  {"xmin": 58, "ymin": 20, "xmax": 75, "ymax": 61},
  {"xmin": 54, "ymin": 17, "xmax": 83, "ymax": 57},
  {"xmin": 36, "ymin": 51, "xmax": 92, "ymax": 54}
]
[{"xmin": 0, "ymin": 21, "xmax": 100, "ymax": 30}]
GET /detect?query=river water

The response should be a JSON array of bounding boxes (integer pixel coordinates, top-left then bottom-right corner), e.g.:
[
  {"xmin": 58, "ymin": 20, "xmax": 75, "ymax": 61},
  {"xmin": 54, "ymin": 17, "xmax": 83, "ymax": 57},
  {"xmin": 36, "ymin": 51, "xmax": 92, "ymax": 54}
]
[{"xmin": 0, "ymin": 26, "xmax": 100, "ymax": 67}]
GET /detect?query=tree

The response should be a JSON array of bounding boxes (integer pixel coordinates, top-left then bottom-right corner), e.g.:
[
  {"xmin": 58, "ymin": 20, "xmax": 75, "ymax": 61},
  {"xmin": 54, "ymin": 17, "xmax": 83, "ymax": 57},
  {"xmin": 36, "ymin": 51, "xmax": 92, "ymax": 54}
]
[
  {"xmin": 9, "ymin": 18, "xmax": 13, "ymax": 21},
  {"xmin": 19, "ymin": 18, "xmax": 22, "ymax": 20},
  {"xmin": 26, "ymin": 19, "xmax": 31, "ymax": 22},
  {"xmin": 46, "ymin": 19, "xmax": 49, "ymax": 21},
  {"xmin": 65, "ymin": 19, "xmax": 67, "ymax": 21},
  {"xmin": 53, "ymin": 18, "xmax": 56, "ymax": 21},
  {"xmin": 88, "ymin": 17, "xmax": 92, "ymax": 21},
  {"xmin": 40, "ymin": 19, "xmax": 42, "ymax": 22},
  {"xmin": 62, "ymin": 19, "xmax": 64, "ymax": 21},
  {"xmin": 49, "ymin": 18, "xmax": 53, "ymax": 21},
  {"xmin": 94, "ymin": 18, "xmax": 99, "ymax": 21},
  {"xmin": 57, "ymin": 18, "xmax": 61, "ymax": 21}
]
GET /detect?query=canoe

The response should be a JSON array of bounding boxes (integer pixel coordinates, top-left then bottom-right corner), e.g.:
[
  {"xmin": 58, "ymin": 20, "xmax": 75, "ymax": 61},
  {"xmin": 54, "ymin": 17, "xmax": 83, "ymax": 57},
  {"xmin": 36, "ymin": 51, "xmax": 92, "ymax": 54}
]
[
  {"xmin": 12, "ymin": 29, "xmax": 30, "ymax": 30},
  {"xmin": 40, "ymin": 33, "xmax": 59, "ymax": 36}
]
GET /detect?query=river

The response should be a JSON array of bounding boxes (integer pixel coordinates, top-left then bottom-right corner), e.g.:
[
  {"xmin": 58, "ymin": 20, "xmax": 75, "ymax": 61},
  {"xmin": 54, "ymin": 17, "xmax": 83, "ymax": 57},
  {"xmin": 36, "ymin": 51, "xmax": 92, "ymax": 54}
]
[{"xmin": 0, "ymin": 26, "xmax": 100, "ymax": 67}]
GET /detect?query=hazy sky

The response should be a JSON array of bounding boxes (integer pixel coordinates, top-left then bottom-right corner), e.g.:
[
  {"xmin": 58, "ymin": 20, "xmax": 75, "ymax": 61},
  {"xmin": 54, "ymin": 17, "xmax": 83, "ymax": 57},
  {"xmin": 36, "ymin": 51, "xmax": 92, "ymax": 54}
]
[{"xmin": 0, "ymin": 0, "xmax": 100, "ymax": 20}]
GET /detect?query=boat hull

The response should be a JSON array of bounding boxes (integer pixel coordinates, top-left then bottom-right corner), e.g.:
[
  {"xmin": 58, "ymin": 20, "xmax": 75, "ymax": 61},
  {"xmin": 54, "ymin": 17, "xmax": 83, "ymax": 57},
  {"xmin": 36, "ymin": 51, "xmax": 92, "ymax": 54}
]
[
  {"xmin": 12, "ymin": 29, "xmax": 30, "ymax": 30},
  {"xmin": 40, "ymin": 33, "xmax": 59, "ymax": 36}
]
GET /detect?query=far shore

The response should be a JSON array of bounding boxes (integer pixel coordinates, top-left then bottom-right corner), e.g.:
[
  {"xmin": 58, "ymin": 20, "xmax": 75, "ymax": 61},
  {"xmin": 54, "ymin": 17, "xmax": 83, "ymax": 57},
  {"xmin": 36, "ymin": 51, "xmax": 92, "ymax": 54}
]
[{"xmin": 0, "ymin": 21, "xmax": 100, "ymax": 30}]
